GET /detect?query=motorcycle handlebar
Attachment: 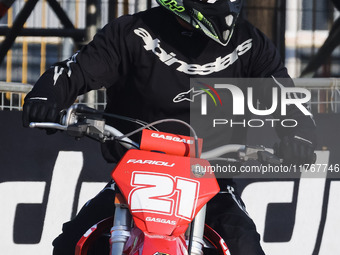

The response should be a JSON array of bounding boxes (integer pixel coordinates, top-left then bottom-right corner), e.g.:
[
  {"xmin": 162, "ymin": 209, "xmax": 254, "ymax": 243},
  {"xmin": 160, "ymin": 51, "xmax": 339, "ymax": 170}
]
[
  {"xmin": 29, "ymin": 104, "xmax": 281, "ymax": 164},
  {"xmin": 29, "ymin": 104, "xmax": 138, "ymax": 149},
  {"xmin": 29, "ymin": 121, "xmax": 138, "ymax": 149},
  {"xmin": 201, "ymin": 145, "xmax": 246, "ymax": 159}
]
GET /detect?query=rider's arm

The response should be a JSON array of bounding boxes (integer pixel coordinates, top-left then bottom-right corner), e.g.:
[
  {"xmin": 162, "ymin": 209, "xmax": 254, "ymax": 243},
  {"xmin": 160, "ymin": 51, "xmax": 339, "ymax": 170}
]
[
  {"xmin": 245, "ymin": 22, "xmax": 315, "ymax": 136},
  {"xmin": 25, "ymin": 15, "xmax": 134, "ymax": 109},
  {"xmin": 245, "ymin": 23, "xmax": 316, "ymax": 164},
  {"xmin": 22, "ymin": 15, "xmax": 134, "ymax": 126}
]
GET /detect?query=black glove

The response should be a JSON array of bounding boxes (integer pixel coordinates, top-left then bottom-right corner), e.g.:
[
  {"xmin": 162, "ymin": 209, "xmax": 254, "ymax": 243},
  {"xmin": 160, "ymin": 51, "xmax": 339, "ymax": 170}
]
[
  {"xmin": 278, "ymin": 134, "xmax": 316, "ymax": 166},
  {"xmin": 22, "ymin": 97, "xmax": 61, "ymax": 131}
]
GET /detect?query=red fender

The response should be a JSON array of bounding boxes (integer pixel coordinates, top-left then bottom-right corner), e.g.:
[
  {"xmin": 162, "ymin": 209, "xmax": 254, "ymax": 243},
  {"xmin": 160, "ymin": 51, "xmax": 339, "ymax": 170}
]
[
  {"xmin": 76, "ymin": 219, "xmax": 231, "ymax": 255},
  {"xmin": 75, "ymin": 217, "xmax": 113, "ymax": 255}
]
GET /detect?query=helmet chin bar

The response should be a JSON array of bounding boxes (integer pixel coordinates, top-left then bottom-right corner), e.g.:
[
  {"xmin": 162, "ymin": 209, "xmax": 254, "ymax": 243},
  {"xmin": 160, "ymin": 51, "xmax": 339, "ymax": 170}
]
[
  {"xmin": 225, "ymin": 14, "xmax": 234, "ymax": 26},
  {"xmin": 222, "ymin": 15, "xmax": 233, "ymax": 42},
  {"xmin": 156, "ymin": 0, "xmax": 242, "ymax": 46},
  {"xmin": 223, "ymin": 29, "xmax": 230, "ymax": 41}
]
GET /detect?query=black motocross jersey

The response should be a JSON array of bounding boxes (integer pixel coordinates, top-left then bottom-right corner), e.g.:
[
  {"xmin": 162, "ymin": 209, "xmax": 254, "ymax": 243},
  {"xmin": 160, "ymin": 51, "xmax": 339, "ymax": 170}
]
[{"xmin": 27, "ymin": 7, "xmax": 314, "ymax": 161}]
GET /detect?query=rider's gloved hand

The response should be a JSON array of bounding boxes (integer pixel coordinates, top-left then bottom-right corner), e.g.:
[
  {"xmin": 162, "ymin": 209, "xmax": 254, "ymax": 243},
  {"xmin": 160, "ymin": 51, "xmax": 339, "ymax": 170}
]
[
  {"xmin": 278, "ymin": 133, "xmax": 316, "ymax": 166},
  {"xmin": 22, "ymin": 97, "xmax": 62, "ymax": 133}
]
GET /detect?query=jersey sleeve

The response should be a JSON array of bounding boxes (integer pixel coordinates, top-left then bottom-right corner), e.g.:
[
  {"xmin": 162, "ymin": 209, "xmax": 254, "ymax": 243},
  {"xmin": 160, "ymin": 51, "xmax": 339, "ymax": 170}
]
[
  {"xmin": 246, "ymin": 24, "xmax": 316, "ymax": 139},
  {"xmin": 247, "ymin": 24, "xmax": 288, "ymax": 78},
  {"xmin": 25, "ymin": 15, "xmax": 133, "ymax": 109}
]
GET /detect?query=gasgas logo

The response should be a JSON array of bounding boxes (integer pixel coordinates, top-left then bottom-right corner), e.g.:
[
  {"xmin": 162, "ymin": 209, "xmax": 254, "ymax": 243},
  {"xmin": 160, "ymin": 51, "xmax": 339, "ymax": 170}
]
[
  {"xmin": 145, "ymin": 217, "xmax": 177, "ymax": 225},
  {"xmin": 150, "ymin": 132, "xmax": 194, "ymax": 144}
]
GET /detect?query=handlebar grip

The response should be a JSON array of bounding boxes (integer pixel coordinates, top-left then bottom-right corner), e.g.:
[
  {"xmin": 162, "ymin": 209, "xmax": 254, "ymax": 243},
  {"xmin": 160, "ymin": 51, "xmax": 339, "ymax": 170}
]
[
  {"xmin": 74, "ymin": 104, "xmax": 100, "ymax": 114},
  {"xmin": 312, "ymin": 152, "xmax": 317, "ymax": 164}
]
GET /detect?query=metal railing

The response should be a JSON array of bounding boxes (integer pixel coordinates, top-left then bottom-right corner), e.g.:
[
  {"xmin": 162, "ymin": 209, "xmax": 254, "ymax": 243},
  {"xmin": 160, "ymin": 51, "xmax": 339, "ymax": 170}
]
[
  {"xmin": 0, "ymin": 82, "xmax": 31, "ymax": 110},
  {"xmin": 294, "ymin": 78, "xmax": 340, "ymax": 114},
  {"xmin": 1, "ymin": 78, "xmax": 340, "ymax": 113},
  {"xmin": 0, "ymin": 81, "xmax": 106, "ymax": 111}
]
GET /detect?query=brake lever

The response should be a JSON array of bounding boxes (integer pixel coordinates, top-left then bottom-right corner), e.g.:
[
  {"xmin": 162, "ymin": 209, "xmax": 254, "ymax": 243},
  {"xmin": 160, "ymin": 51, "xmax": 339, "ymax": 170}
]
[
  {"xmin": 66, "ymin": 118, "xmax": 107, "ymax": 141},
  {"xmin": 66, "ymin": 123, "xmax": 89, "ymax": 139},
  {"xmin": 238, "ymin": 145, "xmax": 282, "ymax": 165},
  {"xmin": 257, "ymin": 150, "xmax": 282, "ymax": 165},
  {"xmin": 29, "ymin": 122, "xmax": 67, "ymax": 131}
]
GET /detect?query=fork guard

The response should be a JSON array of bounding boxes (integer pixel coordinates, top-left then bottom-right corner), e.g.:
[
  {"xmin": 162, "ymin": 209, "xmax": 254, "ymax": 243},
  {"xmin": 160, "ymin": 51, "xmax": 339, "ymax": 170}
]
[{"xmin": 75, "ymin": 217, "xmax": 231, "ymax": 255}]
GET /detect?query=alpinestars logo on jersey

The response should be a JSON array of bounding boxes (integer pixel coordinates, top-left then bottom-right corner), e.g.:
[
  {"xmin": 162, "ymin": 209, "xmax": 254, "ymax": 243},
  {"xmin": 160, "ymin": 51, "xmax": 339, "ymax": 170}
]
[{"xmin": 134, "ymin": 27, "xmax": 252, "ymax": 75}]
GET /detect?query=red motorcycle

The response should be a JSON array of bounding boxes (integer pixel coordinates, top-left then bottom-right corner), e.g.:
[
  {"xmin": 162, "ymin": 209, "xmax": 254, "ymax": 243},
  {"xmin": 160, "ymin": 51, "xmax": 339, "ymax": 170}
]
[{"xmin": 30, "ymin": 104, "xmax": 279, "ymax": 255}]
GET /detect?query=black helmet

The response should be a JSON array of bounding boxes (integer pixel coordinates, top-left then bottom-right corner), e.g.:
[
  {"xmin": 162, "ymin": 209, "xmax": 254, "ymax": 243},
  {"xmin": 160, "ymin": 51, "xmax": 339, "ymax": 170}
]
[{"xmin": 156, "ymin": 0, "xmax": 243, "ymax": 46}]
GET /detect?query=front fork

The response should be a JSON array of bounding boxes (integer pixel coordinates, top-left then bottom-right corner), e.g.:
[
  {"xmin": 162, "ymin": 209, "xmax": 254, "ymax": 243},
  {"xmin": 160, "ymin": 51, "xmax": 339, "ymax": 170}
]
[
  {"xmin": 109, "ymin": 193, "xmax": 131, "ymax": 255},
  {"xmin": 187, "ymin": 204, "xmax": 207, "ymax": 255},
  {"xmin": 110, "ymin": 194, "xmax": 207, "ymax": 255}
]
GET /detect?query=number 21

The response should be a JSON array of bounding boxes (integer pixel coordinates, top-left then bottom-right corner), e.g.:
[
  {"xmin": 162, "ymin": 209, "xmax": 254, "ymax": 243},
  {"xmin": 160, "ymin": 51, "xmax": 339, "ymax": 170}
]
[{"xmin": 128, "ymin": 172, "xmax": 200, "ymax": 220}]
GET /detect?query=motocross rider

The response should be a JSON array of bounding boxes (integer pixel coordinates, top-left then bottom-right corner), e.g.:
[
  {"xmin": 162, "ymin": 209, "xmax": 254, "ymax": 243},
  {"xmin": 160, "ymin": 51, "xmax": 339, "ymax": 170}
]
[{"xmin": 22, "ymin": 0, "xmax": 316, "ymax": 254}]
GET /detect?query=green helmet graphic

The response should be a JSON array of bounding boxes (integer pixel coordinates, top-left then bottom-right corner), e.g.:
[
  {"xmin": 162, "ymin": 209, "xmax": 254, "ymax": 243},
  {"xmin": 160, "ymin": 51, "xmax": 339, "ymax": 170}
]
[{"xmin": 156, "ymin": 0, "xmax": 243, "ymax": 46}]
